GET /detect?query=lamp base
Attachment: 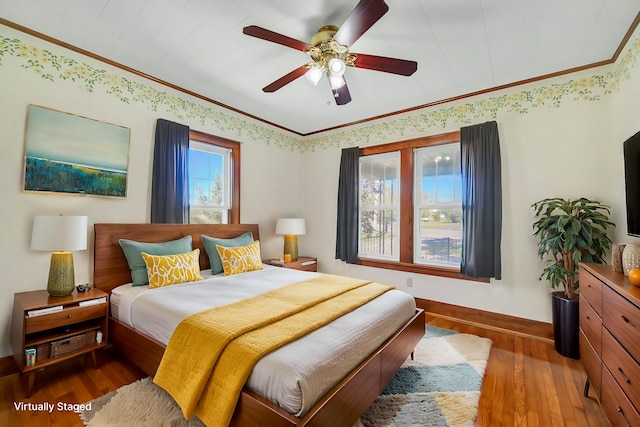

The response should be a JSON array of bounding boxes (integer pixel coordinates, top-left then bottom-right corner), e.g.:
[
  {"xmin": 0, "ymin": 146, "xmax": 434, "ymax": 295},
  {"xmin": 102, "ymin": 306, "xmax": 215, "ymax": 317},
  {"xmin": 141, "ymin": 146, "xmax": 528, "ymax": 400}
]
[
  {"xmin": 47, "ymin": 252, "xmax": 76, "ymax": 297},
  {"xmin": 283, "ymin": 235, "xmax": 299, "ymax": 262}
]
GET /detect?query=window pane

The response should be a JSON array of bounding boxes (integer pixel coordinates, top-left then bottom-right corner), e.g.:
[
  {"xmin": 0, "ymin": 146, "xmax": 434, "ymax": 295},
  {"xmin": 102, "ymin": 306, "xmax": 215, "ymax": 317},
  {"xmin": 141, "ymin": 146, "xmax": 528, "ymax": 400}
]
[
  {"xmin": 192, "ymin": 178, "xmax": 211, "ymax": 205},
  {"xmin": 359, "ymin": 154, "xmax": 399, "ymax": 207},
  {"xmin": 359, "ymin": 209, "xmax": 399, "ymax": 259},
  {"xmin": 188, "ymin": 140, "xmax": 230, "ymax": 224},
  {"xmin": 414, "ymin": 143, "xmax": 462, "ymax": 267},
  {"xmin": 190, "ymin": 208, "xmax": 226, "ymax": 224},
  {"xmin": 359, "ymin": 152, "xmax": 400, "ymax": 260}
]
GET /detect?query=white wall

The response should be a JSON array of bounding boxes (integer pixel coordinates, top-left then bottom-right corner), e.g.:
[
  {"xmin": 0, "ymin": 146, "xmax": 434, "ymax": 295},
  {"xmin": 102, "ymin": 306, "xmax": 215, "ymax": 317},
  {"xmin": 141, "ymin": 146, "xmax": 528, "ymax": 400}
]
[
  {"xmin": 304, "ymin": 93, "xmax": 616, "ymax": 324},
  {"xmin": 303, "ymin": 36, "xmax": 640, "ymax": 324},
  {"xmin": 0, "ymin": 24, "xmax": 305, "ymax": 357},
  {"xmin": 1, "ymin": 21, "xmax": 640, "ymax": 359}
]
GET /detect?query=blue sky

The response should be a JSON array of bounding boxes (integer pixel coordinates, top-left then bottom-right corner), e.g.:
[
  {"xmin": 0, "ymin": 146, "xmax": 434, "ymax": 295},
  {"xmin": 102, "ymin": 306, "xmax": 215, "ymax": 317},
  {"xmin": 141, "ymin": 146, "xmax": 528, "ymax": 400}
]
[{"xmin": 189, "ymin": 148, "xmax": 223, "ymax": 205}]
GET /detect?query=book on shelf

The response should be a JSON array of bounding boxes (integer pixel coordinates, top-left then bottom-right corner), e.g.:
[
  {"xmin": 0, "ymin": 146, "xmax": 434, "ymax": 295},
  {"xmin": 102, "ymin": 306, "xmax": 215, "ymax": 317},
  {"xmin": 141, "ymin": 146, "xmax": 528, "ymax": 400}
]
[
  {"xmin": 78, "ymin": 297, "xmax": 107, "ymax": 307},
  {"xmin": 27, "ymin": 306, "xmax": 63, "ymax": 317}
]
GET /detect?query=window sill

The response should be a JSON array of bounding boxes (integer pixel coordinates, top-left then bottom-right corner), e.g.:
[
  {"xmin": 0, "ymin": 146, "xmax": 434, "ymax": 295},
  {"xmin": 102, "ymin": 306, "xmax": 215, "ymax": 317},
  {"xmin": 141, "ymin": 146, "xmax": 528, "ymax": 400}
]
[{"xmin": 355, "ymin": 258, "xmax": 490, "ymax": 283}]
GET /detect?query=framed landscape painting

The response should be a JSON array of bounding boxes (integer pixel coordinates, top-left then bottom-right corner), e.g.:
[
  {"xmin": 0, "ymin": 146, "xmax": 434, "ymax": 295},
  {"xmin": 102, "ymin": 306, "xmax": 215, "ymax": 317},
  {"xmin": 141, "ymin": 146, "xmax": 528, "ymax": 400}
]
[{"xmin": 23, "ymin": 105, "xmax": 130, "ymax": 197}]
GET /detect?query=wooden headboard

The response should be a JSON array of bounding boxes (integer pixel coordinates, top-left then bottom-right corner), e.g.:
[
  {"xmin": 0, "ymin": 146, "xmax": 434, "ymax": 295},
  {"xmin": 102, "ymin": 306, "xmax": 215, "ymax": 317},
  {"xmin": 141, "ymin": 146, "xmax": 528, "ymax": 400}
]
[{"xmin": 93, "ymin": 223, "xmax": 261, "ymax": 294}]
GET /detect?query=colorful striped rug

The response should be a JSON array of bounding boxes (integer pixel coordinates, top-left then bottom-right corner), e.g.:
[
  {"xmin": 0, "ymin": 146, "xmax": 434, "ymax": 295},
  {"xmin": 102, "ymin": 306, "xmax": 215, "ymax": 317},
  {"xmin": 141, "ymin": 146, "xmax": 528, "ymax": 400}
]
[{"xmin": 355, "ymin": 326, "xmax": 492, "ymax": 427}]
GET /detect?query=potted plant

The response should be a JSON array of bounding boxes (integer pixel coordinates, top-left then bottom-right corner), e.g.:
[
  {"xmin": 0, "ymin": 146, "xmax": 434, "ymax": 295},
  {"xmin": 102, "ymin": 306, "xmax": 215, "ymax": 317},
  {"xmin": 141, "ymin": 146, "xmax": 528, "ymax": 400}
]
[{"xmin": 531, "ymin": 197, "xmax": 615, "ymax": 358}]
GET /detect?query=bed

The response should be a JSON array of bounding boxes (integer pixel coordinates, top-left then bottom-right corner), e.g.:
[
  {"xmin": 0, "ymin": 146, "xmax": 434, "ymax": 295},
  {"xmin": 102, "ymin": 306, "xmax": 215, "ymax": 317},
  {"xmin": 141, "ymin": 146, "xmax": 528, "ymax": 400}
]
[{"xmin": 93, "ymin": 223, "xmax": 425, "ymax": 427}]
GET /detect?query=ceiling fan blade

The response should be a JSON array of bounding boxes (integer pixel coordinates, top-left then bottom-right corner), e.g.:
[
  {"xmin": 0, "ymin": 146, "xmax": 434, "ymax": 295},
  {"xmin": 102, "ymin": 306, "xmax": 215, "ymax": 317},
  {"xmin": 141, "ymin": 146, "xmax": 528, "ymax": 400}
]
[
  {"xmin": 262, "ymin": 66, "xmax": 309, "ymax": 92},
  {"xmin": 333, "ymin": 0, "xmax": 389, "ymax": 47},
  {"xmin": 243, "ymin": 25, "xmax": 313, "ymax": 52},
  {"xmin": 330, "ymin": 76, "xmax": 352, "ymax": 105},
  {"xmin": 351, "ymin": 53, "xmax": 417, "ymax": 76}
]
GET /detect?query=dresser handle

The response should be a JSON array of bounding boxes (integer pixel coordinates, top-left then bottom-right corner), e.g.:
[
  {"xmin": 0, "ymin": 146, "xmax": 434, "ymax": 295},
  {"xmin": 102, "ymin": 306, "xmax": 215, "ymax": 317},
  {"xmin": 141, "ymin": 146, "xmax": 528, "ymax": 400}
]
[
  {"xmin": 621, "ymin": 315, "xmax": 637, "ymax": 328},
  {"xmin": 618, "ymin": 367, "xmax": 632, "ymax": 384},
  {"xmin": 617, "ymin": 406, "xmax": 632, "ymax": 427}
]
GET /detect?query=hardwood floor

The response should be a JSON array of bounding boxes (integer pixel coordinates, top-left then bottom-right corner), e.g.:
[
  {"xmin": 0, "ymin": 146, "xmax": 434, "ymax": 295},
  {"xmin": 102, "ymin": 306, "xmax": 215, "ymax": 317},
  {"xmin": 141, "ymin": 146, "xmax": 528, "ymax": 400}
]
[
  {"xmin": 0, "ymin": 318, "xmax": 609, "ymax": 426},
  {"xmin": 427, "ymin": 315, "xmax": 609, "ymax": 427},
  {"xmin": 0, "ymin": 349, "xmax": 145, "ymax": 427}
]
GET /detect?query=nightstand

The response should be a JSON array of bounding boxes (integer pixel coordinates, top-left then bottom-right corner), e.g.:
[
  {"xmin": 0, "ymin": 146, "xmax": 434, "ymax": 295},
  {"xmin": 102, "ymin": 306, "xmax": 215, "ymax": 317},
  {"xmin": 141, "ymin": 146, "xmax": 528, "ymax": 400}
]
[
  {"xmin": 264, "ymin": 256, "xmax": 318, "ymax": 272},
  {"xmin": 10, "ymin": 287, "xmax": 109, "ymax": 397}
]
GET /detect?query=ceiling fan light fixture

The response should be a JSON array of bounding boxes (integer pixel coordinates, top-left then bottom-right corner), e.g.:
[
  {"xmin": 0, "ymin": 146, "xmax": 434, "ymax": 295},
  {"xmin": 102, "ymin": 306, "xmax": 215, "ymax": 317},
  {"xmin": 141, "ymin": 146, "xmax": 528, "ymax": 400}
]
[
  {"xmin": 329, "ymin": 75, "xmax": 345, "ymax": 90},
  {"xmin": 328, "ymin": 58, "xmax": 346, "ymax": 76},
  {"xmin": 305, "ymin": 65, "xmax": 323, "ymax": 86}
]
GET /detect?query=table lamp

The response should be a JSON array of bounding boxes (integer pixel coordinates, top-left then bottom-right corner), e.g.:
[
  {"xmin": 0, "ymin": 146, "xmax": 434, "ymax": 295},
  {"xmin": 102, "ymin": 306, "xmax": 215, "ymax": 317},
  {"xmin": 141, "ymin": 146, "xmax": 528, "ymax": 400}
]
[
  {"xmin": 31, "ymin": 215, "xmax": 88, "ymax": 296},
  {"xmin": 276, "ymin": 218, "xmax": 306, "ymax": 262}
]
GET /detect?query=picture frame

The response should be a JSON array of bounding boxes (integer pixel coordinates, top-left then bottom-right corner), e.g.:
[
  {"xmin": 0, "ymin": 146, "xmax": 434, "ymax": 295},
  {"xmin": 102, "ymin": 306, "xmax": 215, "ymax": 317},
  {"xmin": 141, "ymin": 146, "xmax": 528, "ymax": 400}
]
[{"xmin": 23, "ymin": 105, "xmax": 131, "ymax": 198}]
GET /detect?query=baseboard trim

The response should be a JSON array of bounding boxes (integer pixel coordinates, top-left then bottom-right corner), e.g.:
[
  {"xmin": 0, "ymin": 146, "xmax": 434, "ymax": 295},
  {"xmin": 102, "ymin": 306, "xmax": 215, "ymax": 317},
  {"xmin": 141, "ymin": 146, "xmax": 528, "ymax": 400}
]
[
  {"xmin": 416, "ymin": 298, "xmax": 554, "ymax": 344},
  {"xmin": 0, "ymin": 355, "xmax": 18, "ymax": 378}
]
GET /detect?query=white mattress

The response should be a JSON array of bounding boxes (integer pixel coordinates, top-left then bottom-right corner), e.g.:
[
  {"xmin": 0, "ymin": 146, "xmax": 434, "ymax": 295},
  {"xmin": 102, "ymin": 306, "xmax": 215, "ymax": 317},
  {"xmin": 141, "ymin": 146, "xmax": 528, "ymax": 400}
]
[{"xmin": 111, "ymin": 265, "xmax": 416, "ymax": 416}]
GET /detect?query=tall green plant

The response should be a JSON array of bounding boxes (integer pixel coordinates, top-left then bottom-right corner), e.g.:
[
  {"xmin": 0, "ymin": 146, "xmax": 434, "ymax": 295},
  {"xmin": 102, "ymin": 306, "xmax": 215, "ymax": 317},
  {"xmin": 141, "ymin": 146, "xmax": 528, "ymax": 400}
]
[{"xmin": 532, "ymin": 197, "xmax": 615, "ymax": 300}]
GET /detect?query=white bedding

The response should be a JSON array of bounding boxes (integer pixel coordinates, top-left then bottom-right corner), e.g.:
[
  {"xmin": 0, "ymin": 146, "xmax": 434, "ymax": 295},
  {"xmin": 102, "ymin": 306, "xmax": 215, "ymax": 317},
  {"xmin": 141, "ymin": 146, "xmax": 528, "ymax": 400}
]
[{"xmin": 111, "ymin": 265, "xmax": 416, "ymax": 416}]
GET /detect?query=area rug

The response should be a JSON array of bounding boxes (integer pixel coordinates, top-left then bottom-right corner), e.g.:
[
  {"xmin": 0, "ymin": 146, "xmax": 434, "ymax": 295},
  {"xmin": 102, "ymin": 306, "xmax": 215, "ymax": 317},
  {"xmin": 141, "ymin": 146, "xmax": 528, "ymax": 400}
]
[{"xmin": 80, "ymin": 326, "xmax": 492, "ymax": 427}]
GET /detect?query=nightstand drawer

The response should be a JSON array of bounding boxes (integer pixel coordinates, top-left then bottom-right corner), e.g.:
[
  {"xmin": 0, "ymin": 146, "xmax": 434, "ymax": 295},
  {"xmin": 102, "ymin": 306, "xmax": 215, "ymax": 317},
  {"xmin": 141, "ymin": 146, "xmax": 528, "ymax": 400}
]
[
  {"xmin": 25, "ymin": 303, "xmax": 106, "ymax": 334},
  {"xmin": 264, "ymin": 256, "xmax": 317, "ymax": 272},
  {"xmin": 294, "ymin": 260, "xmax": 317, "ymax": 271}
]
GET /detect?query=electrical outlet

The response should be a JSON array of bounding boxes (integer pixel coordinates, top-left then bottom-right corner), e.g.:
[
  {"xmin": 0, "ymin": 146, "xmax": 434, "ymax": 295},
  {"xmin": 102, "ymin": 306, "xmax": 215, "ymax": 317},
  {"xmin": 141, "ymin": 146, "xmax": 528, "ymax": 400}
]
[{"xmin": 406, "ymin": 277, "xmax": 413, "ymax": 287}]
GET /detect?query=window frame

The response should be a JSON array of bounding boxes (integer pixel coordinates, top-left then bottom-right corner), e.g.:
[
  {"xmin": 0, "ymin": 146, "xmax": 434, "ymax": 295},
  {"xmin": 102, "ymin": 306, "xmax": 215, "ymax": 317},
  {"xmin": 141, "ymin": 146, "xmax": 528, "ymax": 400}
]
[
  {"xmin": 357, "ymin": 131, "xmax": 486, "ymax": 282},
  {"xmin": 188, "ymin": 130, "xmax": 240, "ymax": 224},
  {"xmin": 358, "ymin": 151, "xmax": 401, "ymax": 261}
]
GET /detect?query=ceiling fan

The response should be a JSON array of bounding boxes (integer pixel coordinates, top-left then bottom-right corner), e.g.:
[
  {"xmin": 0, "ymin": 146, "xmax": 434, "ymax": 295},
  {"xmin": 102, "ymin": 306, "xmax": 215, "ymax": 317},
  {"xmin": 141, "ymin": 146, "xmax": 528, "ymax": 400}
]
[{"xmin": 243, "ymin": 0, "xmax": 417, "ymax": 105}]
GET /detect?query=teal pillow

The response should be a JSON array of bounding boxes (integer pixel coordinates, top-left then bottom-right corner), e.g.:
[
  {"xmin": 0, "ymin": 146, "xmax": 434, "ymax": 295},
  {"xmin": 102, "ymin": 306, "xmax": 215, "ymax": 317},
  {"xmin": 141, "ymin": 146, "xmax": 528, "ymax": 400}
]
[
  {"xmin": 119, "ymin": 236, "xmax": 193, "ymax": 286},
  {"xmin": 201, "ymin": 232, "xmax": 254, "ymax": 274}
]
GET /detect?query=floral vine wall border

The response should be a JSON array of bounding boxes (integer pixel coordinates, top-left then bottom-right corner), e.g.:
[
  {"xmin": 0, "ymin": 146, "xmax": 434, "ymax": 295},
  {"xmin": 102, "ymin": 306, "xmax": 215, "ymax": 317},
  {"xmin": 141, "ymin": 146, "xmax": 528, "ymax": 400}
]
[{"xmin": 0, "ymin": 29, "xmax": 639, "ymax": 153}]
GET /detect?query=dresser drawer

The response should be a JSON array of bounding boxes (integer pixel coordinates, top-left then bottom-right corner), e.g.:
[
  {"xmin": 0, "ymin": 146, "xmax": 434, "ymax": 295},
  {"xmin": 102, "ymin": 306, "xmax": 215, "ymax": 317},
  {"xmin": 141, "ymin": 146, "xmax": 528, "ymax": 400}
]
[
  {"xmin": 602, "ymin": 328, "xmax": 640, "ymax": 409},
  {"xmin": 579, "ymin": 329, "xmax": 601, "ymax": 399},
  {"xmin": 25, "ymin": 303, "xmax": 106, "ymax": 334},
  {"xmin": 579, "ymin": 295, "xmax": 601, "ymax": 354},
  {"xmin": 579, "ymin": 267, "xmax": 603, "ymax": 316},
  {"xmin": 603, "ymin": 286, "xmax": 640, "ymax": 363},
  {"xmin": 602, "ymin": 367, "xmax": 640, "ymax": 427}
]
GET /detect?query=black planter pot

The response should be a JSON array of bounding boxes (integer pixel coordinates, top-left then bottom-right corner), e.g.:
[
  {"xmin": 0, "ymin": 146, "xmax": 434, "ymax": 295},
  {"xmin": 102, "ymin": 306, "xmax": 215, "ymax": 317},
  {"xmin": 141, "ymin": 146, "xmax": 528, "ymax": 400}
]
[{"xmin": 551, "ymin": 291, "xmax": 580, "ymax": 359}]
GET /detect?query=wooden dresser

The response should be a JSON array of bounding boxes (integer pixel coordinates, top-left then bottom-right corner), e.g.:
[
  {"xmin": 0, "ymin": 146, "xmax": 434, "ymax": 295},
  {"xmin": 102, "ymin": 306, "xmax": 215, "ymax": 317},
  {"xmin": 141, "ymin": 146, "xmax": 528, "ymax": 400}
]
[{"xmin": 579, "ymin": 263, "xmax": 640, "ymax": 427}]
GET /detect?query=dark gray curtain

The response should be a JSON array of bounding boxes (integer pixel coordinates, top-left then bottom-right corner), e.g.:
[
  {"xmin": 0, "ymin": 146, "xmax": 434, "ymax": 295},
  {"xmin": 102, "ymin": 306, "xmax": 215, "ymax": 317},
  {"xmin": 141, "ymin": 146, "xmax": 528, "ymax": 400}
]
[
  {"xmin": 150, "ymin": 119, "xmax": 190, "ymax": 224},
  {"xmin": 460, "ymin": 121, "xmax": 502, "ymax": 279},
  {"xmin": 335, "ymin": 147, "xmax": 360, "ymax": 263}
]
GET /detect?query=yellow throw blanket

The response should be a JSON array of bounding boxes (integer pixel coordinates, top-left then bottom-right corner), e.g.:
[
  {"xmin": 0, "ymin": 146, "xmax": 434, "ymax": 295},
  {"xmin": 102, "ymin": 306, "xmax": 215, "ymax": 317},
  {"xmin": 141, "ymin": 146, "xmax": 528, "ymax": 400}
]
[{"xmin": 153, "ymin": 274, "xmax": 393, "ymax": 427}]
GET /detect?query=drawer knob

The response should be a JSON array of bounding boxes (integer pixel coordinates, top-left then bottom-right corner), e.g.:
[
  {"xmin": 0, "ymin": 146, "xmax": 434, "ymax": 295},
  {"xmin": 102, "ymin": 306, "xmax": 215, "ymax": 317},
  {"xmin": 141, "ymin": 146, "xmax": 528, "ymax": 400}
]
[
  {"xmin": 618, "ymin": 367, "xmax": 632, "ymax": 384},
  {"xmin": 67, "ymin": 314, "xmax": 72, "ymax": 318}
]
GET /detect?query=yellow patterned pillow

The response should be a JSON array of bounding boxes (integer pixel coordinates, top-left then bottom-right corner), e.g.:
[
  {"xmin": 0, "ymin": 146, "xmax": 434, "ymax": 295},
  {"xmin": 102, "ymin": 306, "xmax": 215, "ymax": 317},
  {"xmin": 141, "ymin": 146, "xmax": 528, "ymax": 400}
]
[
  {"xmin": 141, "ymin": 249, "xmax": 204, "ymax": 289},
  {"xmin": 216, "ymin": 240, "xmax": 264, "ymax": 276}
]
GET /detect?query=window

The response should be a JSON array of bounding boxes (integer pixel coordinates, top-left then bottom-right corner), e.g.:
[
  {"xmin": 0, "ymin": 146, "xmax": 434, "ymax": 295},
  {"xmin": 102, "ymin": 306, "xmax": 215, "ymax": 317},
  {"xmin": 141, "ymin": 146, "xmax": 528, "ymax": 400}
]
[
  {"xmin": 359, "ymin": 152, "xmax": 400, "ymax": 260},
  {"xmin": 188, "ymin": 130, "xmax": 240, "ymax": 224},
  {"xmin": 358, "ymin": 131, "xmax": 471, "ymax": 280},
  {"xmin": 414, "ymin": 144, "xmax": 462, "ymax": 268}
]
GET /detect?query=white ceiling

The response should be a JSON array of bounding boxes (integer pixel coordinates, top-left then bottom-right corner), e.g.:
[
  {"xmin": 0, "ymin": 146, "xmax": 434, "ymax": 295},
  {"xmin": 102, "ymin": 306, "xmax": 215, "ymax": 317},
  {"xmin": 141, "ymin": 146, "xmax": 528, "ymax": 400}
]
[{"xmin": 1, "ymin": 1, "xmax": 639, "ymax": 135}]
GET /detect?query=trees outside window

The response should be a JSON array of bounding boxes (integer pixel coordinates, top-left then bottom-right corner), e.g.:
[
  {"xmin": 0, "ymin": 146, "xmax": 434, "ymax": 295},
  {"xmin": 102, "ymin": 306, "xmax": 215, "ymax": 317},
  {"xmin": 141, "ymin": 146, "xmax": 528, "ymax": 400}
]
[{"xmin": 188, "ymin": 131, "xmax": 240, "ymax": 224}]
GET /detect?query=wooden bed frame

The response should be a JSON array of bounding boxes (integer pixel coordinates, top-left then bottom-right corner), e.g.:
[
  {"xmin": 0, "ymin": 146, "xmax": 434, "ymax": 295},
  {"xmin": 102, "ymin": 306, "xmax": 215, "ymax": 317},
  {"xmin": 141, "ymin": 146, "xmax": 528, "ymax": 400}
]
[{"xmin": 93, "ymin": 223, "xmax": 425, "ymax": 427}]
